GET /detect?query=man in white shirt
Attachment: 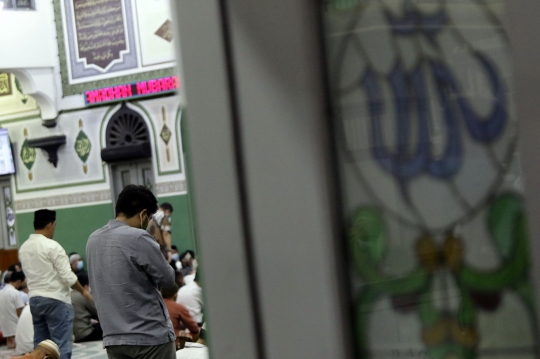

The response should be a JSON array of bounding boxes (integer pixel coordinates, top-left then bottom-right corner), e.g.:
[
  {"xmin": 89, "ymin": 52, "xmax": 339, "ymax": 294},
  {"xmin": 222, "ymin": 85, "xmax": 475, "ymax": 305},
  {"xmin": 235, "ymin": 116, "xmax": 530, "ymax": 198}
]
[
  {"xmin": 147, "ymin": 202, "xmax": 174, "ymax": 261},
  {"xmin": 0, "ymin": 270, "xmax": 26, "ymax": 349},
  {"xmin": 176, "ymin": 272, "xmax": 204, "ymax": 325},
  {"xmin": 19, "ymin": 209, "xmax": 92, "ymax": 359},
  {"xmin": 15, "ymin": 305, "xmax": 34, "ymax": 355},
  {"xmin": 19, "ymin": 283, "xmax": 29, "ymax": 305}
]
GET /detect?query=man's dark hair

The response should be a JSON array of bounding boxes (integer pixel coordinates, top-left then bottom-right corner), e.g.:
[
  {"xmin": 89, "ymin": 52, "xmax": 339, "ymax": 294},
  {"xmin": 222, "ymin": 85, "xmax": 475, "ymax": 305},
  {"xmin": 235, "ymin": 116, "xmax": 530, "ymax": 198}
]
[
  {"xmin": 9, "ymin": 270, "xmax": 25, "ymax": 283},
  {"xmin": 34, "ymin": 220, "xmax": 55, "ymax": 230},
  {"xmin": 160, "ymin": 202, "xmax": 173, "ymax": 212},
  {"xmin": 7, "ymin": 264, "xmax": 17, "ymax": 272},
  {"xmin": 34, "ymin": 209, "xmax": 56, "ymax": 230},
  {"xmin": 171, "ymin": 245, "xmax": 178, "ymax": 251},
  {"xmin": 77, "ymin": 273, "xmax": 89, "ymax": 287},
  {"xmin": 161, "ymin": 284, "xmax": 179, "ymax": 299},
  {"xmin": 4, "ymin": 271, "xmax": 11, "ymax": 283},
  {"xmin": 115, "ymin": 185, "xmax": 158, "ymax": 218}
]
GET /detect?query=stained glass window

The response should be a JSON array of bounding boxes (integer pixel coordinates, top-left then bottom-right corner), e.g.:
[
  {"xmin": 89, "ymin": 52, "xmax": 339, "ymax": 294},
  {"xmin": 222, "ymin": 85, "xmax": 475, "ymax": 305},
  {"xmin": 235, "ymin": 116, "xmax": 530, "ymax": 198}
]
[{"xmin": 322, "ymin": 1, "xmax": 537, "ymax": 358}]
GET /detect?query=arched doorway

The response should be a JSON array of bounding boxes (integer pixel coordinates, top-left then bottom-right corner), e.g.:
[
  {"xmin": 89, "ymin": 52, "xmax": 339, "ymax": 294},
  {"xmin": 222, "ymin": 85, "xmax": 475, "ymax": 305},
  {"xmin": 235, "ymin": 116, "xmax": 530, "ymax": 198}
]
[{"xmin": 101, "ymin": 103, "xmax": 154, "ymax": 201}]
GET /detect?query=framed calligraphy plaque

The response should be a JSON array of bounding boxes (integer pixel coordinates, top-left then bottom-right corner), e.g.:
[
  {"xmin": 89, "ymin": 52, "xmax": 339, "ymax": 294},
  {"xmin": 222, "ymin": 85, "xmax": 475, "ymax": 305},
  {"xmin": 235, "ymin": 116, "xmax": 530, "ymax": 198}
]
[
  {"xmin": 73, "ymin": 0, "xmax": 128, "ymax": 70},
  {"xmin": 0, "ymin": 73, "xmax": 13, "ymax": 97},
  {"xmin": 54, "ymin": 0, "xmax": 177, "ymax": 96}
]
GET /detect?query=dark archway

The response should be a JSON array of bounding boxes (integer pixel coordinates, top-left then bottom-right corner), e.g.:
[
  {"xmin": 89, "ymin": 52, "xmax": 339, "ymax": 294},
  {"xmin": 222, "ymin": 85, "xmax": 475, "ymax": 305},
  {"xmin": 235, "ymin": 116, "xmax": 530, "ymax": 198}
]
[{"xmin": 101, "ymin": 103, "xmax": 151, "ymax": 162}]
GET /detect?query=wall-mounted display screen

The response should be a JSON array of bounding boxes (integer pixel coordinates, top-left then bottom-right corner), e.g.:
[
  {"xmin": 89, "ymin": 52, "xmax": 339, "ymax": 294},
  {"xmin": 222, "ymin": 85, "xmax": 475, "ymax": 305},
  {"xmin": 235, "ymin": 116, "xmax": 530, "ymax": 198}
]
[
  {"xmin": 0, "ymin": 129, "xmax": 15, "ymax": 175},
  {"xmin": 84, "ymin": 76, "xmax": 179, "ymax": 105}
]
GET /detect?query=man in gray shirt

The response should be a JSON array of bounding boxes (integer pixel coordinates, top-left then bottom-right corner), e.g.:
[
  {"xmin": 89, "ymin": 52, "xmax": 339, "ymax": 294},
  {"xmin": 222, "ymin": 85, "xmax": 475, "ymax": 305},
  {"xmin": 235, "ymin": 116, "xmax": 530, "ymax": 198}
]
[
  {"xmin": 71, "ymin": 273, "xmax": 101, "ymax": 342},
  {"xmin": 87, "ymin": 185, "xmax": 176, "ymax": 359}
]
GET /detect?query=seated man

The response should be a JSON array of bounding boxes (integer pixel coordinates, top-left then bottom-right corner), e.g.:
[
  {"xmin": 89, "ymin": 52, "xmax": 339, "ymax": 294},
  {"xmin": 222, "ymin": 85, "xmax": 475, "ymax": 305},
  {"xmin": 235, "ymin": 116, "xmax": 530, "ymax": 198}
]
[
  {"xmin": 161, "ymin": 284, "xmax": 200, "ymax": 344},
  {"xmin": 71, "ymin": 273, "xmax": 102, "ymax": 342},
  {"xmin": 178, "ymin": 251, "xmax": 195, "ymax": 277},
  {"xmin": 10, "ymin": 339, "xmax": 60, "ymax": 359},
  {"xmin": 15, "ymin": 304, "xmax": 34, "ymax": 355},
  {"xmin": 19, "ymin": 283, "xmax": 29, "ymax": 305},
  {"xmin": 0, "ymin": 271, "xmax": 26, "ymax": 349},
  {"xmin": 176, "ymin": 272, "xmax": 203, "ymax": 326},
  {"xmin": 69, "ymin": 253, "xmax": 86, "ymax": 276}
]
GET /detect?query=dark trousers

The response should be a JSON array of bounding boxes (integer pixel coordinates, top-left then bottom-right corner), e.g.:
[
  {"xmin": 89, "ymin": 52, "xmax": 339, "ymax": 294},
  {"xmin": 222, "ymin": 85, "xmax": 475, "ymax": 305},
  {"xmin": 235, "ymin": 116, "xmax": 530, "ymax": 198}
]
[
  {"xmin": 106, "ymin": 341, "xmax": 176, "ymax": 359},
  {"xmin": 77, "ymin": 322, "xmax": 103, "ymax": 343}
]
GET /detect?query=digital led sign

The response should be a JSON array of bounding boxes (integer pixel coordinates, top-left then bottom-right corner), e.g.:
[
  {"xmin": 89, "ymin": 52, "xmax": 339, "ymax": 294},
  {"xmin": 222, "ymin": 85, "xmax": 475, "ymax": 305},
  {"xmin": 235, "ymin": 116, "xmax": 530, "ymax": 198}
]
[{"xmin": 84, "ymin": 76, "xmax": 179, "ymax": 105}]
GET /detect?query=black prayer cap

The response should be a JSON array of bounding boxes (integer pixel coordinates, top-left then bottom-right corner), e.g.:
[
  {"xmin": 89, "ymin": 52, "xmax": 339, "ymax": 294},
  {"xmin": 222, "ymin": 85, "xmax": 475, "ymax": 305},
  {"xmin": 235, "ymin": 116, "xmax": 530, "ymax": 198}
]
[{"xmin": 34, "ymin": 209, "xmax": 56, "ymax": 222}]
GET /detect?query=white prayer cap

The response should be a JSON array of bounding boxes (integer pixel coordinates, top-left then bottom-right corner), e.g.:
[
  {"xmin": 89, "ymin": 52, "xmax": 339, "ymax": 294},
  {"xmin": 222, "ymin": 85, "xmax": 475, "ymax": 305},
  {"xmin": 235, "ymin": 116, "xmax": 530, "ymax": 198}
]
[
  {"xmin": 69, "ymin": 254, "xmax": 81, "ymax": 263},
  {"xmin": 37, "ymin": 339, "xmax": 60, "ymax": 359}
]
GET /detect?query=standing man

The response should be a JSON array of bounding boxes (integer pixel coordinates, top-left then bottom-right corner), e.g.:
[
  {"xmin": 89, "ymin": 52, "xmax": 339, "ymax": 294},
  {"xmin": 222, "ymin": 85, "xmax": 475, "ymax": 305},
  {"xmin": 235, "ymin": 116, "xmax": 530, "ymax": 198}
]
[
  {"xmin": 147, "ymin": 202, "xmax": 173, "ymax": 261},
  {"xmin": 0, "ymin": 270, "xmax": 26, "ymax": 349},
  {"xmin": 19, "ymin": 209, "xmax": 92, "ymax": 359},
  {"xmin": 87, "ymin": 185, "xmax": 176, "ymax": 359}
]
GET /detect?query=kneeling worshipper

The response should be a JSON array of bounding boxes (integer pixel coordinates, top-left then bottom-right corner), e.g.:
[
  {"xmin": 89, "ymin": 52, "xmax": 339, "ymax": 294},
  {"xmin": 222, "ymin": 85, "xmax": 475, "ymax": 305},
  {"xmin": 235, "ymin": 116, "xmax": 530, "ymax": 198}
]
[{"xmin": 10, "ymin": 339, "xmax": 60, "ymax": 359}]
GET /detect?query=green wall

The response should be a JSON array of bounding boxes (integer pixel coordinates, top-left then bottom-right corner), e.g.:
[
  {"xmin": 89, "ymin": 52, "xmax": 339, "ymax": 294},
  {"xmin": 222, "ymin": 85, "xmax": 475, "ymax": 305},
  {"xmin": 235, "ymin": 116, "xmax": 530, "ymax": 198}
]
[
  {"xmin": 17, "ymin": 203, "xmax": 114, "ymax": 259},
  {"xmin": 16, "ymin": 194, "xmax": 195, "ymax": 259}
]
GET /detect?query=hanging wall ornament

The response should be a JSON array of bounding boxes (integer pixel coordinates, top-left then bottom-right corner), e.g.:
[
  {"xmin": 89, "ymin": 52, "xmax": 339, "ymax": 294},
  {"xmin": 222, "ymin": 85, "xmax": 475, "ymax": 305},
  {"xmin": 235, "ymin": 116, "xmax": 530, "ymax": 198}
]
[
  {"xmin": 160, "ymin": 106, "xmax": 172, "ymax": 162},
  {"xmin": 74, "ymin": 119, "xmax": 92, "ymax": 174},
  {"xmin": 20, "ymin": 128, "xmax": 36, "ymax": 181}
]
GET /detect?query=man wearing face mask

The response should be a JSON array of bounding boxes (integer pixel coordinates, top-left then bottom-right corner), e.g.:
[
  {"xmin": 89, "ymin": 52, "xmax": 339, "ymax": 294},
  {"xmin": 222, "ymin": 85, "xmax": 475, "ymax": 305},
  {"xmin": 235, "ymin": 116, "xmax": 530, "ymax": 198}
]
[
  {"xmin": 0, "ymin": 271, "xmax": 26, "ymax": 349},
  {"xmin": 68, "ymin": 253, "xmax": 86, "ymax": 275},
  {"xmin": 86, "ymin": 185, "xmax": 176, "ymax": 359},
  {"xmin": 147, "ymin": 202, "xmax": 174, "ymax": 262}
]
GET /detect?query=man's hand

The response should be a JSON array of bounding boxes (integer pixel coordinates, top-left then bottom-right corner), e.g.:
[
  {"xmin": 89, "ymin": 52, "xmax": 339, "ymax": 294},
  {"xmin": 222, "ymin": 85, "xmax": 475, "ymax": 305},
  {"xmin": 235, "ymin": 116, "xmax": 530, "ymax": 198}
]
[
  {"xmin": 167, "ymin": 251, "xmax": 172, "ymax": 263},
  {"xmin": 176, "ymin": 331, "xmax": 193, "ymax": 350}
]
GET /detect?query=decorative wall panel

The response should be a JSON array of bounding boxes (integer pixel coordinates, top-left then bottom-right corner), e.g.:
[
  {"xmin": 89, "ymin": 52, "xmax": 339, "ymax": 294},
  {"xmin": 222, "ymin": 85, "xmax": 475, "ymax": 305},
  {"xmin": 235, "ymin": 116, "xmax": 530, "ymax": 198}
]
[
  {"xmin": 323, "ymin": 1, "xmax": 538, "ymax": 358},
  {"xmin": 53, "ymin": 0, "xmax": 176, "ymax": 96}
]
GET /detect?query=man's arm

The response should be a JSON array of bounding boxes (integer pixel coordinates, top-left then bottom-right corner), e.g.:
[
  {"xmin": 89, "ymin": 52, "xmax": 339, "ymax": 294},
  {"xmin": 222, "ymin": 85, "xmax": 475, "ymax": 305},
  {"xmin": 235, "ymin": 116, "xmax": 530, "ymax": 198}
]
[
  {"xmin": 71, "ymin": 281, "xmax": 93, "ymax": 302},
  {"xmin": 85, "ymin": 295, "xmax": 98, "ymax": 318},
  {"xmin": 136, "ymin": 233, "xmax": 175, "ymax": 287},
  {"xmin": 178, "ymin": 304, "xmax": 200, "ymax": 342},
  {"xmin": 50, "ymin": 243, "xmax": 78, "ymax": 287},
  {"xmin": 161, "ymin": 216, "xmax": 173, "ymax": 262},
  {"xmin": 14, "ymin": 294, "xmax": 25, "ymax": 317},
  {"xmin": 163, "ymin": 231, "xmax": 172, "ymax": 262}
]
